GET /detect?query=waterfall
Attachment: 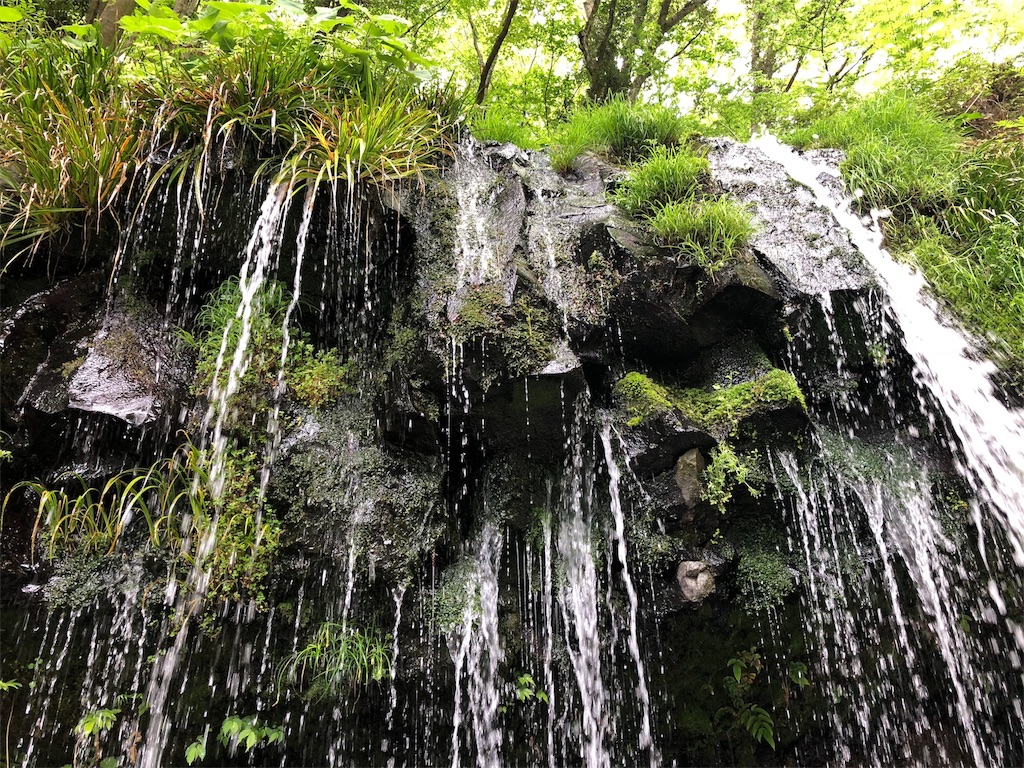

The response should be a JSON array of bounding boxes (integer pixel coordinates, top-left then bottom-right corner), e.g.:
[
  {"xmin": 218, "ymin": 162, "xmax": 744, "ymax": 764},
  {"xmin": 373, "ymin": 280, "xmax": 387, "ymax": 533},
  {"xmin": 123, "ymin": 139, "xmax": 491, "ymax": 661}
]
[{"xmin": 756, "ymin": 135, "xmax": 1024, "ymax": 765}]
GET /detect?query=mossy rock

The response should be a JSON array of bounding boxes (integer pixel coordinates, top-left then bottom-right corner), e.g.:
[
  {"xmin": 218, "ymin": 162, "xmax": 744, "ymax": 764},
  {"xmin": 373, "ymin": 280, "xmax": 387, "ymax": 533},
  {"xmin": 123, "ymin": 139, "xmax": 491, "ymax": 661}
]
[{"xmin": 614, "ymin": 368, "xmax": 806, "ymax": 441}]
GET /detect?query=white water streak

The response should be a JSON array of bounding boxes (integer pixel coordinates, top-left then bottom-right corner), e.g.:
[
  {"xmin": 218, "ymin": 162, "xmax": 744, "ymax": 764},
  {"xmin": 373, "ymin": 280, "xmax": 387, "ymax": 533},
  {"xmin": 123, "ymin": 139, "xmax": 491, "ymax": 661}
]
[{"xmin": 753, "ymin": 136, "xmax": 1024, "ymax": 569}]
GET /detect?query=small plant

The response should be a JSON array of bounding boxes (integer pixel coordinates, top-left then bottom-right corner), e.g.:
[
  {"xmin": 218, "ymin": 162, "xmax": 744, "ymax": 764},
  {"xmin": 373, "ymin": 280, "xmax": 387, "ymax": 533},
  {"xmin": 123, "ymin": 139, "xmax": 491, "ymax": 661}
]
[
  {"xmin": 513, "ymin": 673, "xmax": 549, "ymax": 704},
  {"xmin": 611, "ymin": 145, "xmax": 710, "ymax": 216},
  {"xmin": 649, "ymin": 196, "xmax": 756, "ymax": 272},
  {"xmin": 716, "ymin": 648, "xmax": 776, "ymax": 750},
  {"xmin": 184, "ymin": 733, "xmax": 207, "ymax": 765},
  {"xmin": 702, "ymin": 444, "xmax": 761, "ymax": 512},
  {"xmin": 187, "ymin": 278, "xmax": 353, "ymax": 447},
  {"xmin": 470, "ymin": 105, "xmax": 537, "ymax": 148},
  {"xmin": 218, "ymin": 714, "xmax": 283, "ymax": 753},
  {"xmin": 276, "ymin": 622, "xmax": 393, "ymax": 701}
]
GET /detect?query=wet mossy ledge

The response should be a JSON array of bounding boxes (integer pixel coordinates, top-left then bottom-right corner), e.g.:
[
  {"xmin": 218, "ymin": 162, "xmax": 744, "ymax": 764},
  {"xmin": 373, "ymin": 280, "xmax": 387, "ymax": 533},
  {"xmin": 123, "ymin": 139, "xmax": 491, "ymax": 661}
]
[{"xmin": 613, "ymin": 368, "xmax": 807, "ymax": 437}]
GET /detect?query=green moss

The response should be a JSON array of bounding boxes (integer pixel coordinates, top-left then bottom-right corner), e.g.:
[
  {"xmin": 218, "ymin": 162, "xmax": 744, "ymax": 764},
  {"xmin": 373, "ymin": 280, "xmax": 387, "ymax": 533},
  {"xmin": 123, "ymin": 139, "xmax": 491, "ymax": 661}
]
[
  {"xmin": 448, "ymin": 287, "xmax": 557, "ymax": 377},
  {"xmin": 612, "ymin": 372, "xmax": 676, "ymax": 427},
  {"xmin": 614, "ymin": 369, "xmax": 805, "ymax": 436},
  {"xmin": 736, "ymin": 548, "xmax": 795, "ymax": 612},
  {"xmin": 449, "ymin": 285, "xmax": 506, "ymax": 343},
  {"xmin": 674, "ymin": 369, "xmax": 806, "ymax": 436}
]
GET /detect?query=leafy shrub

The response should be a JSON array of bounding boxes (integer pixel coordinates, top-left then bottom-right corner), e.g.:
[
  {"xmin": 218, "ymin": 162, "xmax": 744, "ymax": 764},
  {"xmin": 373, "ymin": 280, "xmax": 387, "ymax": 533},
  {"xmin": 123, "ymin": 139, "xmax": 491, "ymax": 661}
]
[
  {"xmin": 0, "ymin": 38, "xmax": 141, "ymax": 260},
  {"xmin": 649, "ymin": 197, "xmax": 756, "ymax": 272},
  {"xmin": 612, "ymin": 145, "xmax": 710, "ymax": 216}
]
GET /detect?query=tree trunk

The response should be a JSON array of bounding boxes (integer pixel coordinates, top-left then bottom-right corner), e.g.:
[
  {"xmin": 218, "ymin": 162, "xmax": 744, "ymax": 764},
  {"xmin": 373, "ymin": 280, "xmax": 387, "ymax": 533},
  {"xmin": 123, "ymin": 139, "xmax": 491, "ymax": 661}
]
[
  {"xmin": 87, "ymin": 0, "xmax": 137, "ymax": 47},
  {"xmin": 475, "ymin": 0, "xmax": 520, "ymax": 104}
]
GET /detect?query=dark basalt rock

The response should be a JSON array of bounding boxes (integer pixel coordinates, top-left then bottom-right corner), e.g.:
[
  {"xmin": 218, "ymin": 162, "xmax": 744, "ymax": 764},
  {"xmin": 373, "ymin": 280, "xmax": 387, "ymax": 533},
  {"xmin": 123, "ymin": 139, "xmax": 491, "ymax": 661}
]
[{"xmin": 707, "ymin": 138, "xmax": 874, "ymax": 296}]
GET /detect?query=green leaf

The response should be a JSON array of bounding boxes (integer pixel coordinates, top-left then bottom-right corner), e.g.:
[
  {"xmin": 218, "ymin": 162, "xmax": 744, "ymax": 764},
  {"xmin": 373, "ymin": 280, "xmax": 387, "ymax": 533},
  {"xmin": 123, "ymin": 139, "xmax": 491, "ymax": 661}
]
[
  {"xmin": 0, "ymin": 7, "xmax": 23, "ymax": 22},
  {"xmin": 100, "ymin": 758, "xmax": 118, "ymax": 768}
]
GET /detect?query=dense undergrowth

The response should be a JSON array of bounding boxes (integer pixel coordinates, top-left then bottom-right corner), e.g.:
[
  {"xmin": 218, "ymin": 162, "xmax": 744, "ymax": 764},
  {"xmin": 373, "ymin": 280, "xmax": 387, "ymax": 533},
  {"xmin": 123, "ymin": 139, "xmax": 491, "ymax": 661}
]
[{"xmin": 0, "ymin": 0, "xmax": 457, "ymax": 270}]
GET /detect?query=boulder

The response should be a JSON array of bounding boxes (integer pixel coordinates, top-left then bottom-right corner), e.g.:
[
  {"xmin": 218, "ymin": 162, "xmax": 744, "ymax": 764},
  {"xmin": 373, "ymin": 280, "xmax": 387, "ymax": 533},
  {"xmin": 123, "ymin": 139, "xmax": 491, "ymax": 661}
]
[{"xmin": 676, "ymin": 560, "xmax": 716, "ymax": 603}]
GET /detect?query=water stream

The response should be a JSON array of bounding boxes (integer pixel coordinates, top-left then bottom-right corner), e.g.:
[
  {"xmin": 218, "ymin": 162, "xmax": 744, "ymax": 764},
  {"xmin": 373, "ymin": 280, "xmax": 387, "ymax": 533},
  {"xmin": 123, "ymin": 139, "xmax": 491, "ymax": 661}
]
[{"xmin": 757, "ymin": 135, "xmax": 1024, "ymax": 765}]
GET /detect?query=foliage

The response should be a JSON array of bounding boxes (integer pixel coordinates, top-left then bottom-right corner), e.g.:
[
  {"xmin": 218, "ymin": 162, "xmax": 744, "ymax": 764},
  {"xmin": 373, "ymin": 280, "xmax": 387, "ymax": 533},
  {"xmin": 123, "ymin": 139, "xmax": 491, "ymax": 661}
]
[
  {"xmin": 649, "ymin": 197, "xmax": 756, "ymax": 272},
  {"xmin": 611, "ymin": 145, "xmax": 710, "ymax": 216},
  {"xmin": 185, "ymin": 733, "xmax": 207, "ymax": 765},
  {"xmin": 276, "ymin": 622, "xmax": 393, "ymax": 701},
  {"xmin": 716, "ymin": 648, "xmax": 776, "ymax": 750},
  {"xmin": 469, "ymin": 104, "xmax": 538, "ymax": 148},
  {"xmin": 189, "ymin": 278, "xmax": 353, "ymax": 446},
  {"xmin": 218, "ymin": 714, "xmax": 284, "ymax": 753},
  {"xmin": 0, "ymin": 0, "xmax": 457, "ymax": 264},
  {"xmin": 788, "ymin": 90, "xmax": 963, "ymax": 213},
  {"xmin": 547, "ymin": 97, "xmax": 688, "ymax": 172},
  {"xmin": 0, "ymin": 37, "xmax": 139, "ymax": 263},
  {"xmin": 513, "ymin": 672, "xmax": 548, "ymax": 704},
  {"xmin": 702, "ymin": 443, "xmax": 761, "ymax": 511},
  {"xmin": 3, "ymin": 439, "xmax": 281, "ymax": 617}
]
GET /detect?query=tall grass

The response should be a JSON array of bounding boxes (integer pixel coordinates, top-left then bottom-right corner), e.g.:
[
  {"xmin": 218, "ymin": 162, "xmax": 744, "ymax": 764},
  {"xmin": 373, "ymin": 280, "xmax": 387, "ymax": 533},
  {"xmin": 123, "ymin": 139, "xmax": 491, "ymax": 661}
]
[
  {"xmin": 0, "ymin": 39, "xmax": 142, "ymax": 260},
  {"xmin": 787, "ymin": 90, "xmax": 963, "ymax": 213},
  {"xmin": 276, "ymin": 622, "xmax": 393, "ymax": 701},
  {"xmin": 1, "ymin": 17, "xmax": 460, "ymax": 264},
  {"xmin": 611, "ymin": 145, "xmax": 710, "ymax": 215},
  {"xmin": 548, "ymin": 97, "xmax": 690, "ymax": 173},
  {"xmin": 649, "ymin": 197, "xmax": 756, "ymax": 272}
]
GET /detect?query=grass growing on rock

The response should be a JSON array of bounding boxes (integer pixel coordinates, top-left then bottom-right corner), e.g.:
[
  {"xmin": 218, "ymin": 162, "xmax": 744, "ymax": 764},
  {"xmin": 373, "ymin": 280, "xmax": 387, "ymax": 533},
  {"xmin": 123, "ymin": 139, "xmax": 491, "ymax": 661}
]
[
  {"xmin": 611, "ymin": 145, "xmax": 710, "ymax": 216},
  {"xmin": 649, "ymin": 197, "xmax": 756, "ymax": 273},
  {"xmin": 547, "ymin": 97, "xmax": 691, "ymax": 173},
  {"xmin": 787, "ymin": 90, "xmax": 963, "ymax": 214}
]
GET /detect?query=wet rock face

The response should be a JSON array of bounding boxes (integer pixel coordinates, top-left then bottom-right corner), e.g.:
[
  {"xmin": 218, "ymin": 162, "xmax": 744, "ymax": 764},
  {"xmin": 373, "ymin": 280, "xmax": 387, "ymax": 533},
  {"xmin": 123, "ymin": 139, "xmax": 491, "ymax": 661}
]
[
  {"xmin": 68, "ymin": 306, "xmax": 187, "ymax": 426},
  {"xmin": 708, "ymin": 138, "xmax": 874, "ymax": 296},
  {"xmin": 0, "ymin": 272, "xmax": 105, "ymax": 426}
]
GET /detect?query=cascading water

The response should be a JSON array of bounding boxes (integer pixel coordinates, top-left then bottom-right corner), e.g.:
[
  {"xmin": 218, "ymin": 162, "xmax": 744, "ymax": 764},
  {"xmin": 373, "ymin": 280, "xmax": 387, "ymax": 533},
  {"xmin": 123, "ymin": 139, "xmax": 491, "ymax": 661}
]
[
  {"xmin": 755, "ymin": 135, "xmax": 1024, "ymax": 765},
  {"xmin": 7, "ymin": 128, "xmax": 1024, "ymax": 768}
]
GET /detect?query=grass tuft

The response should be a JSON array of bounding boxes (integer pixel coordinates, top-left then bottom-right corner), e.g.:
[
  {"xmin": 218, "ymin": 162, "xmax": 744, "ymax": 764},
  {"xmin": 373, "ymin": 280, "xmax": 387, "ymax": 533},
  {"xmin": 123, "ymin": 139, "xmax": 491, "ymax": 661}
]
[
  {"xmin": 787, "ymin": 90, "xmax": 962, "ymax": 213},
  {"xmin": 649, "ymin": 197, "xmax": 756, "ymax": 272},
  {"xmin": 611, "ymin": 145, "xmax": 710, "ymax": 216},
  {"xmin": 547, "ymin": 97, "xmax": 690, "ymax": 173}
]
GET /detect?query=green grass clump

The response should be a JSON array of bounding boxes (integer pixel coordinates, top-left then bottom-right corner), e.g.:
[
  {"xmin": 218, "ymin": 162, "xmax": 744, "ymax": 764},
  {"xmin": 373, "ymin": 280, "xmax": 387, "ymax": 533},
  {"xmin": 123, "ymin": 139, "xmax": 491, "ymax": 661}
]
[
  {"xmin": 547, "ymin": 97, "xmax": 689, "ymax": 173},
  {"xmin": 787, "ymin": 90, "xmax": 962, "ymax": 213},
  {"xmin": 611, "ymin": 145, "xmax": 710, "ymax": 216},
  {"xmin": 470, "ymin": 105, "xmax": 538, "ymax": 148},
  {"xmin": 276, "ymin": 622, "xmax": 392, "ymax": 701},
  {"xmin": 649, "ymin": 197, "xmax": 756, "ymax": 272},
  {"xmin": 0, "ymin": 38, "xmax": 141, "ymax": 259},
  {"xmin": 4, "ymin": 440, "xmax": 281, "ymax": 616},
  {"xmin": 907, "ymin": 220, "xmax": 1024, "ymax": 368}
]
